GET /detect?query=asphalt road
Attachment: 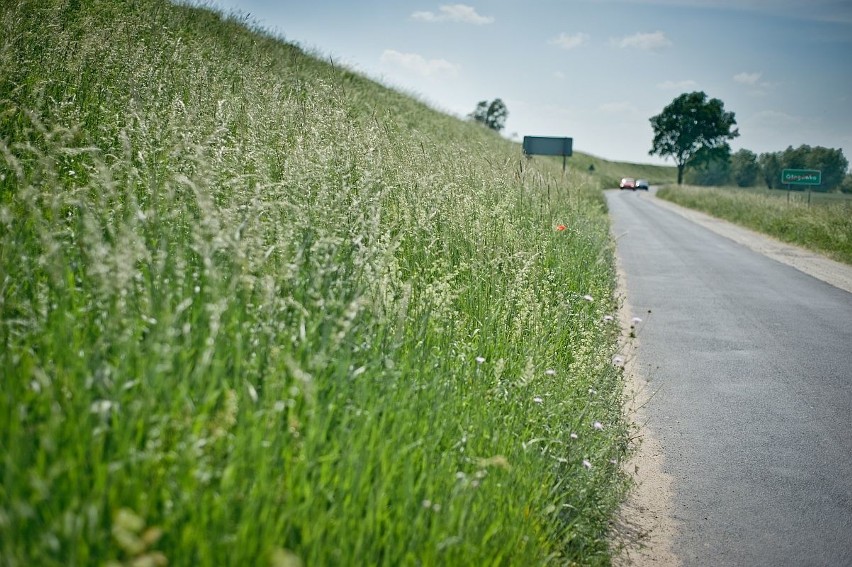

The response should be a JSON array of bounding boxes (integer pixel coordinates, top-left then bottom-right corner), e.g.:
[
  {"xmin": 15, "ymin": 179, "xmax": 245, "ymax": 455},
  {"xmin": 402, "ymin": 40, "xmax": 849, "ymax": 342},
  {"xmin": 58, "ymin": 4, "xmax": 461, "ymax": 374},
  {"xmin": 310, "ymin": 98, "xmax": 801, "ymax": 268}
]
[{"xmin": 606, "ymin": 189, "xmax": 852, "ymax": 566}]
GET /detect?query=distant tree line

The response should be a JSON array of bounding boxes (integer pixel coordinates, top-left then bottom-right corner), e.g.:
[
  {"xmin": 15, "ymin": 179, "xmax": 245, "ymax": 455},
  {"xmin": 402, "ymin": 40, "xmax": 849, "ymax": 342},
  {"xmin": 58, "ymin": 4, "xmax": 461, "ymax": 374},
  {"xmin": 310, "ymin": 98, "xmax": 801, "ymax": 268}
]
[
  {"xmin": 686, "ymin": 145, "xmax": 850, "ymax": 193},
  {"xmin": 648, "ymin": 91, "xmax": 851, "ymax": 193}
]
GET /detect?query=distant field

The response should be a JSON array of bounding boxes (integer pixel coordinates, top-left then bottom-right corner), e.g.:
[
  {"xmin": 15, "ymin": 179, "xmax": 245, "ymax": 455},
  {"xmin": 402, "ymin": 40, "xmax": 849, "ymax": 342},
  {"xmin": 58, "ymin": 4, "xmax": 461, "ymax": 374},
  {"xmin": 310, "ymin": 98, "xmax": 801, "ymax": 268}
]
[{"xmin": 657, "ymin": 185, "xmax": 852, "ymax": 265}]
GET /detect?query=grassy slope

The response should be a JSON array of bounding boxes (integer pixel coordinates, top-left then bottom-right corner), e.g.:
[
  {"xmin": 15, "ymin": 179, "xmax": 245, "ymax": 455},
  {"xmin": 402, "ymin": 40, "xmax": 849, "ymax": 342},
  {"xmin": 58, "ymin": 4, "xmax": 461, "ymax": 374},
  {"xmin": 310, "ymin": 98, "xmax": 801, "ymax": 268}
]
[
  {"xmin": 1, "ymin": 1, "xmax": 634, "ymax": 565},
  {"xmin": 657, "ymin": 185, "xmax": 852, "ymax": 265}
]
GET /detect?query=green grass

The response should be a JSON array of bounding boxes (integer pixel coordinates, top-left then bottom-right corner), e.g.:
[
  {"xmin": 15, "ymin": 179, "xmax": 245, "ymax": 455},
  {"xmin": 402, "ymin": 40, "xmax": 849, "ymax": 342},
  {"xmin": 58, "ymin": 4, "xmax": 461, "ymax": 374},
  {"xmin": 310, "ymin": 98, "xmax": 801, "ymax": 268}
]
[
  {"xmin": 657, "ymin": 185, "xmax": 852, "ymax": 264},
  {"xmin": 1, "ymin": 0, "xmax": 633, "ymax": 565}
]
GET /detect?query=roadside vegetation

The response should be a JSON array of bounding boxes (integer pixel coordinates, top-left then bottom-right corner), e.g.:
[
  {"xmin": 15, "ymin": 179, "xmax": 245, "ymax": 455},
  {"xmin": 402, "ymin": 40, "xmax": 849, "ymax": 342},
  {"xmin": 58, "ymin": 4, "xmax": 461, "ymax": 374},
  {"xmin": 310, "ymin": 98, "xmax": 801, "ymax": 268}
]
[
  {"xmin": 656, "ymin": 185, "xmax": 852, "ymax": 265},
  {"xmin": 0, "ymin": 0, "xmax": 632, "ymax": 565},
  {"xmin": 533, "ymin": 152, "xmax": 677, "ymax": 190}
]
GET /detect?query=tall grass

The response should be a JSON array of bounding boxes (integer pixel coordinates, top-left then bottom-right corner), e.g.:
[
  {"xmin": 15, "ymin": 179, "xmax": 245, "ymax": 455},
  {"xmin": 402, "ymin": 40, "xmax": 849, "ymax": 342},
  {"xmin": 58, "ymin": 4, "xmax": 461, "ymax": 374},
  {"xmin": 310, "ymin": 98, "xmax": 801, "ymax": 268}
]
[
  {"xmin": 657, "ymin": 185, "xmax": 852, "ymax": 264},
  {"xmin": 1, "ymin": 1, "xmax": 630, "ymax": 565}
]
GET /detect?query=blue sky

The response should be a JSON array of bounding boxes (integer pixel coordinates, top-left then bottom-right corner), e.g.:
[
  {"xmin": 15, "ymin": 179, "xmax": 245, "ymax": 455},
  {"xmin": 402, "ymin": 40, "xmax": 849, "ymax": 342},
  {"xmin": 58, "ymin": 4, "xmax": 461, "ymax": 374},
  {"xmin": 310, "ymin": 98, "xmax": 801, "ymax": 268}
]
[{"xmin": 201, "ymin": 0, "xmax": 852, "ymax": 166}]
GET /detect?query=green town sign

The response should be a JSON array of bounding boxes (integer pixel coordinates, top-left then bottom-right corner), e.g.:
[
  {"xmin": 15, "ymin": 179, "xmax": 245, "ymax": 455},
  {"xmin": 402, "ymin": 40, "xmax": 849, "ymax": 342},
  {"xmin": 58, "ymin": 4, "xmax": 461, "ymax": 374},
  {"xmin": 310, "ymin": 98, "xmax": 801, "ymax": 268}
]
[{"xmin": 781, "ymin": 169, "xmax": 822, "ymax": 186}]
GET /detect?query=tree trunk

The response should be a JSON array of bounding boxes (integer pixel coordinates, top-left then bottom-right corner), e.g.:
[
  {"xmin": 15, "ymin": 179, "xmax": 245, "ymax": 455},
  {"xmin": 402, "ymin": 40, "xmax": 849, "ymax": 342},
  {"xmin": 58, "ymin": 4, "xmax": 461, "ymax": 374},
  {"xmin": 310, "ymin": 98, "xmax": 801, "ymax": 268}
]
[{"xmin": 677, "ymin": 165, "xmax": 684, "ymax": 185}]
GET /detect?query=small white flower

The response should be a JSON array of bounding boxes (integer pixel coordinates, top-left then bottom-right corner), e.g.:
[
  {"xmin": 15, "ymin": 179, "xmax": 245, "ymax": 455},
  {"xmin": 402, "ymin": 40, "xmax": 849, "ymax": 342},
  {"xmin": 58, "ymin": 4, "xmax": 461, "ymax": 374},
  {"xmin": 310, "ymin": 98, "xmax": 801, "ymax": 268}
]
[
  {"xmin": 545, "ymin": 369, "xmax": 556, "ymax": 376},
  {"xmin": 422, "ymin": 499, "xmax": 432, "ymax": 508},
  {"xmin": 593, "ymin": 421, "xmax": 604, "ymax": 430},
  {"xmin": 475, "ymin": 356, "xmax": 485, "ymax": 364},
  {"xmin": 533, "ymin": 396, "xmax": 543, "ymax": 404},
  {"xmin": 583, "ymin": 294, "xmax": 594, "ymax": 302},
  {"xmin": 90, "ymin": 400, "xmax": 116, "ymax": 416},
  {"xmin": 247, "ymin": 382, "xmax": 258, "ymax": 403},
  {"xmin": 570, "ymin": 432, "xmax": 578, "ymax": 439},
  {"xmin": 583, "ymin": 459, "xmax": 593, "ymax": 469},
  {"xmin": 588, "ymin": 388, "xmax": 597, "ymax": 395}
]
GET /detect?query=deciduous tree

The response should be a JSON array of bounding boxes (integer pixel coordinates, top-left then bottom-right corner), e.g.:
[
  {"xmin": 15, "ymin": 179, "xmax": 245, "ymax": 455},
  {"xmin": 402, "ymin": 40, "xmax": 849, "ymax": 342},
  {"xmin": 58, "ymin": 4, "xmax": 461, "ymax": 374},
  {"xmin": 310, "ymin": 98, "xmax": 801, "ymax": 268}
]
[
  {"xmin": 649, "ymin": 91, "xmax": 738, "ymax": 184},
  {"xmin": 470, "ymin": 98, "xmax": 508, "ymax": 132},
  {"xmin": 758, "ymin": 152, "xmax": 781, "ymax": 189},
  {"xmin": 730, "ymin": 149, "xmax": 759, "ymax": 187}
]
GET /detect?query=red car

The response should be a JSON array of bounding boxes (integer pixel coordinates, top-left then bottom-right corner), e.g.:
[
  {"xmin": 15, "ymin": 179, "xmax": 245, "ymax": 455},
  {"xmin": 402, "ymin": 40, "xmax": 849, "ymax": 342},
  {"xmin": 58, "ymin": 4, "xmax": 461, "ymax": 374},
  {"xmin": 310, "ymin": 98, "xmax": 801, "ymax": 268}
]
[{"xmin": 619, "ymin": 177, "xmax": 636, "ymax": 190}]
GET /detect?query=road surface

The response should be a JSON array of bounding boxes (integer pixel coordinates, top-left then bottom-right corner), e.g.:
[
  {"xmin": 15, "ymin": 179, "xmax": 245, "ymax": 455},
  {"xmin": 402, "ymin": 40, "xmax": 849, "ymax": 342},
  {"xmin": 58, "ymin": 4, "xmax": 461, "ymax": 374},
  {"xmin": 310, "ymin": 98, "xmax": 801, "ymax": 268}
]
[{"xmin": 607, "ymin": 189, "xmax": 852, "ymax": 566}]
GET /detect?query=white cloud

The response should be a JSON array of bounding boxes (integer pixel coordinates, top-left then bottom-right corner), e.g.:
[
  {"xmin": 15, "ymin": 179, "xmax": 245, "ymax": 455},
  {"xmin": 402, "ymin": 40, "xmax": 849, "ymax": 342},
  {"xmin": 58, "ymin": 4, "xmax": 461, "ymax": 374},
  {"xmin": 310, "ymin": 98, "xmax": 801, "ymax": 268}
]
[
  {"xmin": 411, "ymin": 4, "xmax": 494, "ymax": 24},
  {"xmin": 615, "ymin": 31, "xmax": 672, "ymax": 51},
  {"xmin": 734, "ymin": 72, "xmax": 762, "ymax": 85},
  {"xmin": 380, "ymin": 49, "xmax": 461, "ymax": 77},
  {"xmin": 657, "ymin": 79, "xmax": 699, "ymax": 90},
  {"xmin": 549, "ymin": 32, "xmax": 589, "ymax": 50},
  {"xmin": 553, "ymin": 70, "xmax": 566, "ymax": 80}
]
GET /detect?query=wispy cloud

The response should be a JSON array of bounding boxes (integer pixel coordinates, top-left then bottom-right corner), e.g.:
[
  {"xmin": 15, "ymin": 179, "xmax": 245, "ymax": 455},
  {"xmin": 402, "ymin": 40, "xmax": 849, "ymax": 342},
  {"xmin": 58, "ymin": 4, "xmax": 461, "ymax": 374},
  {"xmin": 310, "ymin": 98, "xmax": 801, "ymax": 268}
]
[
  {"xmin": 411, "ymin": 4, "xmax": 494, "ymax": 24},
  {"xmin": 657, "ymin": 79, "xmax": 699, "ymax": 90},
  {"xmin": 380, "ymin": 49, "xmax": 461, "ymax": 77},
  {"xmin": 734, "ymin": 72, "xmax": 762, "ymax": 86},
  {"xmin": 734, "ymin": 72, "xmax": 774, "ymax": 96},
  {"xmin": 549, "ymin": 32, "xmax": 589, "ymax": 50},
  {"xmin": 615, "ymin": 31, "xmax": 672, "ymax": 51}
]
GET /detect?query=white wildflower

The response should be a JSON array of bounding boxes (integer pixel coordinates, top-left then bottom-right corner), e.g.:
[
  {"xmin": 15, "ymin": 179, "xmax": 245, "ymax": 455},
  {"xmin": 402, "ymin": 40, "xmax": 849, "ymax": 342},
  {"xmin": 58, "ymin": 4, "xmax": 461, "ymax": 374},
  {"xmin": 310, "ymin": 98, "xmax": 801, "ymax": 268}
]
[
  {"xmin": 246, "ymin": 382, "xmax": 258, "ymax": 403},
  {"xmin": 90, "ymin": 400, "xmax": 116, "ymax": 416},
  {"xmin": 593, "ymin": 421, "xmax": 604, "ymax": 430},
  {"xmin": 583, "ymin": 459, "xmax": 593, "ymax": 469}
]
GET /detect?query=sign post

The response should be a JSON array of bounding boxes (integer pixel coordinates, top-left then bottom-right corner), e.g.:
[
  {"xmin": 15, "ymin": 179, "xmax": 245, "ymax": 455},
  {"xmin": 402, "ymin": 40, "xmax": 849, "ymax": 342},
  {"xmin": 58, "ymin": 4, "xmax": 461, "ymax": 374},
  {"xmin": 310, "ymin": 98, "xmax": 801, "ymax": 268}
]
[
  {"xmin": 781, "ymin": 169, "xmax": 821, "ymax": 207},
  {"xmin": 522, "ymin": 136, "xmax": 573, "ymax": 173}
]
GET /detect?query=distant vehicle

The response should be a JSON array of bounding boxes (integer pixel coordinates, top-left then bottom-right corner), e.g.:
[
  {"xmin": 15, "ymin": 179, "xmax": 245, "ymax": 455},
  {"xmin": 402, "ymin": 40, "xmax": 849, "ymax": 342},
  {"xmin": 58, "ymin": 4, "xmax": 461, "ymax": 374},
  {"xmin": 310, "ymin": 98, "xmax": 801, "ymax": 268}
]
[
  {"xmin": 635, "ymin": 179, "xmax": 649, "ymax": 191},
  {"xmin": 619, "ymin": 177, "xmax": 636, "ymax": 190}
]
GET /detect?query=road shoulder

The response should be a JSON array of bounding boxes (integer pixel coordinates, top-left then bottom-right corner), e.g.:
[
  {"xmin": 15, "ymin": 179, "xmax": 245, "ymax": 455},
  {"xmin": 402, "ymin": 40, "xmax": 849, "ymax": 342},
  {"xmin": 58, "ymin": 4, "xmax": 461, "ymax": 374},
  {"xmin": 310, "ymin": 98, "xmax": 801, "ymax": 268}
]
[
  {"xmin": 611, "ymin": 254, "xmax": 680, "ymax": 567},
  {"xmin": 649, "ymin": 192, "xmax": 852, "ymax": 294}
]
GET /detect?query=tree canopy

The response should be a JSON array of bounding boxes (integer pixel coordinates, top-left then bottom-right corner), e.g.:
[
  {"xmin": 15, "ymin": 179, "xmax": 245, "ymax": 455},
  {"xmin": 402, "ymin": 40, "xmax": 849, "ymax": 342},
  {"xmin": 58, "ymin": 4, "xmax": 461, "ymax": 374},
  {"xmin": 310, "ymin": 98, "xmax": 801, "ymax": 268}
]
[
  {"xmin": 649, "ymin": 91, "xmax": 738, "ymax": 184},
  {"xmin": 470, "ymin": 98, "xmax": 508, "ymax": 132},
  {"xmin": 730, "ymin": 149, "xmax": 760, "ymax": 187},
  {"xmin": 758, "ymin": 145, "xmax": 848, "ymax": 191}
]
